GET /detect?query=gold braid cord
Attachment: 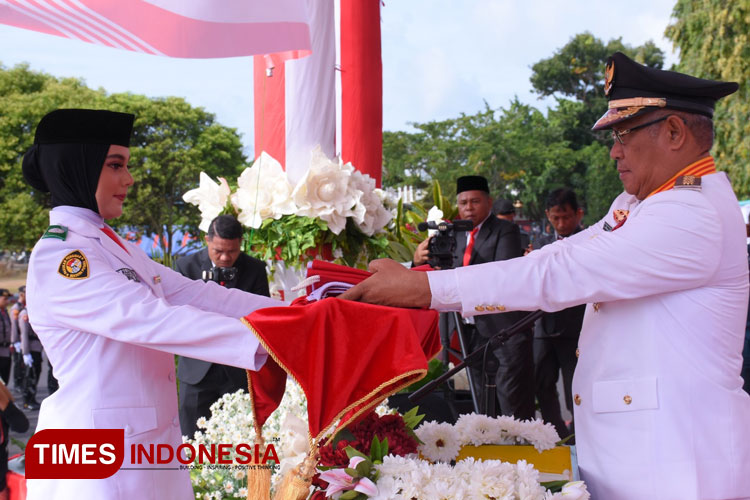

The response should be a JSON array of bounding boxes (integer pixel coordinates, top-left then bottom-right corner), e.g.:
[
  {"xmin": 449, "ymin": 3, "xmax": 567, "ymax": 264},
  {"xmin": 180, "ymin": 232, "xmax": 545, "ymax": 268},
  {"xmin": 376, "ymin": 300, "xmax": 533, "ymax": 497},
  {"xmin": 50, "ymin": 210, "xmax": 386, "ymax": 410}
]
[
  {"xmin": 246, "ymin": 372, "xmax": 272, "ymax": 500},
  {"xmin": 272, "ymin": 449, "xmax": 320, "ymax": 500}
]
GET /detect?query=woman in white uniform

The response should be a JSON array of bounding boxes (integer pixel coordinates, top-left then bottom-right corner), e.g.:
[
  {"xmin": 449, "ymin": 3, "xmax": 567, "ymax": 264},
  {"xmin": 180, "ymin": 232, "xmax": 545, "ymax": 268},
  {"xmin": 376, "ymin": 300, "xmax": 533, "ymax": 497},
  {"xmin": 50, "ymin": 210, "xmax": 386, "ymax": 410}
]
[{"xmin": 22, "ymin": 109, "xmax": 280, "ymax": 499}]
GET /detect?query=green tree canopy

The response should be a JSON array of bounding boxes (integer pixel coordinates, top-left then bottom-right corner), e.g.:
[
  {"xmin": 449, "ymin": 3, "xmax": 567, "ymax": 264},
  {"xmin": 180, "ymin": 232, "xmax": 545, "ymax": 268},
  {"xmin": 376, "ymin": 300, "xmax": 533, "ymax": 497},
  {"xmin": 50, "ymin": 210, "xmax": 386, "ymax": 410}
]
[
  {"xmin": 0, "ymin": 63, "xmax": 247, "ymax": 259},
  {"xmin": 382, "ymin": 33, "xmax": 665, "ymax": 225},
  {"xmin": 666, "ymin": 0, "xmax": 750, "ymax": 197}
]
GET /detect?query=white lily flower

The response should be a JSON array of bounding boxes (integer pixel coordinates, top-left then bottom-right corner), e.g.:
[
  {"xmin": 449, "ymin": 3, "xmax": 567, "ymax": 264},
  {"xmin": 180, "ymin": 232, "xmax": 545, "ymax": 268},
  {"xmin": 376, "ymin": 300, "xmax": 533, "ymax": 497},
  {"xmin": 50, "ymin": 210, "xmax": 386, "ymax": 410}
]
[
  {"xmin": 182, "ymin": 172, "xmax": 231, "ymax": 232},
  {"xmin": 233, "ymin": 152, "xmax": 297, "ymax": 229}
]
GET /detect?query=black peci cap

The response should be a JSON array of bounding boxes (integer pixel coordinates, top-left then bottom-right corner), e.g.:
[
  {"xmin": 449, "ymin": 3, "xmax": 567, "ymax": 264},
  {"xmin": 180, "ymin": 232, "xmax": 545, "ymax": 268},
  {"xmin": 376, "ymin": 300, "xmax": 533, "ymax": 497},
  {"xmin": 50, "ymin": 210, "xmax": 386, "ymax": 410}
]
[
  {"xmin": 493, "ymin": 198, "xmax": 515, "ymax": 215},
  {"xmin": 457, "ymin": 175, "xmax": 489, "ymax": 194},
  {"xmin": 34, "ymin": 109, "xmax": 135, "ymax": 147},
  {"xmin": 592, "ymin": 52, "xmax": 739, "ymax": 130}
]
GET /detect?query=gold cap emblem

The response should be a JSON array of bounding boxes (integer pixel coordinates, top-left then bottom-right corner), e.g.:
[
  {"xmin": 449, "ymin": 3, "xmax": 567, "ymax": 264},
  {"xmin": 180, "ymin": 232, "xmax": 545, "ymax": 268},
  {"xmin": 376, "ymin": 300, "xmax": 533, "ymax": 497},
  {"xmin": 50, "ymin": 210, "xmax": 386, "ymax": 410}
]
[{"xmin": 604, "ymin": 60, "xmax": 615, "ymax": 96}]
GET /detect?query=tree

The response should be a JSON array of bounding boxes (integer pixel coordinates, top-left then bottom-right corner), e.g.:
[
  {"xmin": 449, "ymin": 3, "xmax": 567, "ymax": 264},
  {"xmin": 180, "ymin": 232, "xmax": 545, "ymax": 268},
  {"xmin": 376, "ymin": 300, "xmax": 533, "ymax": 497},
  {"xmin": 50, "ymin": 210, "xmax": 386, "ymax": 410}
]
[
  {"xmin": 665, "ymin": 0, "xmax": 750, "ymax": 197},
  {"xmin": 0, "ymin": 63, "xmax": 247, "ymax": 260},
  {"xmin": 529, "ymin": 33, "xmax": 665, "ymax": 223}
]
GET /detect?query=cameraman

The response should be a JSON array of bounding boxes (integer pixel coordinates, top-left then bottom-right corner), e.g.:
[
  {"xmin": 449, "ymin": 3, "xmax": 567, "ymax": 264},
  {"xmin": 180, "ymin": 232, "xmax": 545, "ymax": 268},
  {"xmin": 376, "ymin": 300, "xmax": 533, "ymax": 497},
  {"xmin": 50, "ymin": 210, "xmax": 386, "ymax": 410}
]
[
  {"xmin": 175, "ymin": 215, "xmax": 270, "ymax": 438},
  {"xmin": 412, "ymin": 176, "xmax": 534, "ymax": 419}
]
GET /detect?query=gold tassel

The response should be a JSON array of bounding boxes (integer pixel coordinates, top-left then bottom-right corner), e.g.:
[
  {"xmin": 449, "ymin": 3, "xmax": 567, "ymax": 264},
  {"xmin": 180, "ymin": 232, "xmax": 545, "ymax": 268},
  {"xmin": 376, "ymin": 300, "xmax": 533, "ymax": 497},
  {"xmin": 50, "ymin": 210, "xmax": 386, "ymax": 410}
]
[
  {"xmin": 246, "ymin": 436, "xmax": 271, "ymax": 500},
  {"xmin": 272, "ymin": 449, "xmax": 319, "ymax": 500}
]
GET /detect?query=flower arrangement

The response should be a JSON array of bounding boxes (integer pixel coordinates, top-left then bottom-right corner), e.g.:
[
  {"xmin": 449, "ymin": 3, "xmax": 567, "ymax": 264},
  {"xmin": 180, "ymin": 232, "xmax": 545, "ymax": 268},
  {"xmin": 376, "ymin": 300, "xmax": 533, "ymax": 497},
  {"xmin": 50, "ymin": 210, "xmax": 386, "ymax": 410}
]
[
  {"xmin": 185, "ymin": 382, "xmax": 309, "ymax": 499},
  {"xmin": 312, "ymin": 408, "xmax": 423, "ymax": 500},
  {"xmin": 415, "ymin": 413, "xmax": 561, "ymax": 463},
  {"xmin": 183, "ymin": 147, "xmax": 393, "ymax": 274},
  {"xmin": 372, "ymin": 456, "xmax": 589, "ymax": 500}
]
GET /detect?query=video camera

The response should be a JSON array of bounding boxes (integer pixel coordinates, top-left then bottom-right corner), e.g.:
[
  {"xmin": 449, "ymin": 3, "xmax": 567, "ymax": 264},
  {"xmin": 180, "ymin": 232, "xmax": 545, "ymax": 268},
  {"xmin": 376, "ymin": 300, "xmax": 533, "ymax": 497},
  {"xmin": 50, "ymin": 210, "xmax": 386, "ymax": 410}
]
[
  {"xmin": 202, "ymin": 266, "xmax": 237, "ymax": 285},
  {"xmin": 417, "ymin": 219, "xmax": 474, "ymax": 269}
]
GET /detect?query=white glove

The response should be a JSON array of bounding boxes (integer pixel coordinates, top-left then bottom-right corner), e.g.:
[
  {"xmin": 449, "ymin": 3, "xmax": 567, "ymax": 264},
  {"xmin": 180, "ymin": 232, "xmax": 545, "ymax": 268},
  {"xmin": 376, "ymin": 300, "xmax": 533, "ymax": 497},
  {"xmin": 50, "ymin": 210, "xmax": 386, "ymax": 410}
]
[
  {"xmin": 13, "ymin": 342, "xmax": 21, "ymax": 352},
  {"xmin": 23, "ymin": 354, "xmax": 33, "ymax": 367}
]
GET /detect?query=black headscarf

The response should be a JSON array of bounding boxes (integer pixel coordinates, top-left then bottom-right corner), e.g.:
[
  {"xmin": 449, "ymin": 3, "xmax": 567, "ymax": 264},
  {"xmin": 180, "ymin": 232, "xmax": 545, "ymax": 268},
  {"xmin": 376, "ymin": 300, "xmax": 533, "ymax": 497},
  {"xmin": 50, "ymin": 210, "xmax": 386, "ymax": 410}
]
[
  {"xmin": 23, "ymin": 143, "xmax": 109, "ymax": 212},
  {"xmin": 22, "ymin": 109, "xmax": 134, "ymax": 214}
]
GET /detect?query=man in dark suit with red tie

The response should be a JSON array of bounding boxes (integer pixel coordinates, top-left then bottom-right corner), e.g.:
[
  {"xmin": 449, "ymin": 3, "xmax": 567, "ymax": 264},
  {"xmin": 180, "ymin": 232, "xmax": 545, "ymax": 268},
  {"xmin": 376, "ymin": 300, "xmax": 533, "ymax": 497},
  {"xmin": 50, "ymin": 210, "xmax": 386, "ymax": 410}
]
[{"xmin": 413, "ymin": 176, "xmax": 534, "ymax": 419}]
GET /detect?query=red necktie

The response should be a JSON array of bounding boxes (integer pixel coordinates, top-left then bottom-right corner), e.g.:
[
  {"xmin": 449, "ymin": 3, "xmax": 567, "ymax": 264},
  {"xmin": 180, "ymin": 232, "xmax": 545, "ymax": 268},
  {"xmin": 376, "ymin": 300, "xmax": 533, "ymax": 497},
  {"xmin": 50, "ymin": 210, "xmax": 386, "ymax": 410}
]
[
  {"xmin": 100, "ymin": 226, "xmax": 129, "ymax": 254},
  {"xmin": 463, "ymin": 227, "xmax": 479, "ymax": 266}
]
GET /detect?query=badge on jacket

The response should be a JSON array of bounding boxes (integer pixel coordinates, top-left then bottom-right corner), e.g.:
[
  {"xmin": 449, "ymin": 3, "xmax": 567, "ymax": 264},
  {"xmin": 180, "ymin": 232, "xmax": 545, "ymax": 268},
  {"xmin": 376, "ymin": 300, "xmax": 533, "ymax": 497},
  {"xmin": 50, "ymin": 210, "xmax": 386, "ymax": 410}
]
[
  {"xmin": 116, "ymin": 268, "xmax": 140, "ymax": 283},
  {"xmin": 58, "ymin": 250, "xmax": 89, "ymax": 280}
]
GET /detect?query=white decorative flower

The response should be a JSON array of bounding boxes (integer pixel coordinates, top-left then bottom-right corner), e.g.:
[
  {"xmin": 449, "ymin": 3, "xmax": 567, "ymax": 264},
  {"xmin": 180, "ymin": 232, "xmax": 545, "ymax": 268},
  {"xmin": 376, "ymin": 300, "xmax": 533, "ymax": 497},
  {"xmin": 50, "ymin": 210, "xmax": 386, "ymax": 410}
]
[
  {"xmin": 183, "ymin": 172, "xmax": 231, "ymax": 232},
  {"xmin": 349, "ymin": 169, "xmax": 393, "ymax": 236},
  {"xmin": 223, "ymin": 481, "xmax": 234, "ymax": 494},
  {"xmin": 552, "ymin": 481, "xmax": 590, "ymax": 500},
  {"xmin": 232, "ymin": 152, "xmax": 297, "ymax": 229},
  {"xmin": 425, "ymin": 206, "xmax": 444, "ymax": 237},
  {"xmin": 416, "ymin": 421, "xmax": 462, "ymax": 463},
  {"xmin": 292, "ymin": 146, "xmax": 362, "ymax": 235},
  {"xmin": 455, "ymin": 413, "xmax": 503, "ymax": 446}
]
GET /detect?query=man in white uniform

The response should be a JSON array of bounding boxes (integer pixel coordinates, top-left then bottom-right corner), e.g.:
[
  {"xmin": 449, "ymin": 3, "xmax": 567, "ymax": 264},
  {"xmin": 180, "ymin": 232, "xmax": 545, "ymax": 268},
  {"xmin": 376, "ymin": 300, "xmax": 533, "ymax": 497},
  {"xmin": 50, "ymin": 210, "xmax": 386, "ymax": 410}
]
[{"xmin": 342, "ymin": 52, "xmax": 750, "ymax": 499}]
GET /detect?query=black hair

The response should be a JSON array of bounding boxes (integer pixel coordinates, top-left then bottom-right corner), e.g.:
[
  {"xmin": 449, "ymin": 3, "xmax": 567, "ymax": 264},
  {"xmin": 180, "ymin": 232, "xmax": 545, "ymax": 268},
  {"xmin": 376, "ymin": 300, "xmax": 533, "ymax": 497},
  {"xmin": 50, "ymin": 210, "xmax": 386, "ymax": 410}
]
[
  {"xmin": 207, "ymin": 214, "xmax": 243, "ymax": 240},
  {"xmin": 546, "ymin": 188, "xmax": 579, "ymax": 211}
]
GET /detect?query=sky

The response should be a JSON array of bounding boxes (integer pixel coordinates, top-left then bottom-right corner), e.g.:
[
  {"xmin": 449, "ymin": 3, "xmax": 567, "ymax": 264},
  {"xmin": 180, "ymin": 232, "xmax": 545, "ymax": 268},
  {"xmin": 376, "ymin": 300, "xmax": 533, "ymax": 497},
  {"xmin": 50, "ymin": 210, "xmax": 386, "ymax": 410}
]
[{"xmin": 0, "ymin": 1, "xmax": 679, "ymax": 156}]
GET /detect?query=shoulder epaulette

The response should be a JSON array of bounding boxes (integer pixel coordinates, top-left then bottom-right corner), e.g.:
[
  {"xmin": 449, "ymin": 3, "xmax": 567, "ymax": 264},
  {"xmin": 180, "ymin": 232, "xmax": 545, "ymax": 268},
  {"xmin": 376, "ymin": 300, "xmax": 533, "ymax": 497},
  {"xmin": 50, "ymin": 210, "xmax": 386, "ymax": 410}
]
[
  {"xmin": 42, "ymin": 225, "xmax": 68, "ymax": 240},
  {"xmin": 674, "ymin": 175, "xmax": 702, "ymax": 191}
]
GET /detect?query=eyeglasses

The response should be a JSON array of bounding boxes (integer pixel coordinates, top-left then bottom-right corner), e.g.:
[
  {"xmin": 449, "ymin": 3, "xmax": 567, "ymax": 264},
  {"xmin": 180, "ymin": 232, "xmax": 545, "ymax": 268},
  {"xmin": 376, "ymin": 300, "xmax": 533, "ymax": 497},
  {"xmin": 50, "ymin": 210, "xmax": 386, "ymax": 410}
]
[{"xmin": 611, "ymin": 115, "xmax": 671, "ymax": 145}]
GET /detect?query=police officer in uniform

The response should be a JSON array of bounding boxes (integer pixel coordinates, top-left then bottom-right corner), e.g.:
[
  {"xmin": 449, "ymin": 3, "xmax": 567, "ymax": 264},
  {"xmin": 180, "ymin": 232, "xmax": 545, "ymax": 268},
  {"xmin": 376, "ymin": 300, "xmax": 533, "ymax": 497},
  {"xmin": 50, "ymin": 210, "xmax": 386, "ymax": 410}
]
[
  {"xmin": 21, "ymin": 109, "xmax": 280, "ymax": 500},
  {"xmin": 18, "ymin": 304, "xmax": 42, "ymax": 410},
  {"xmin": 343, "ymin": 53, "xmax": 750, "ymax": 499},
  {"xmin": 8, "ymin": 287, "xmax": 25, "ymax": 391},
  {"xmin": 0, "ymin": 290, "xmax": 12, "ymax": 385}
]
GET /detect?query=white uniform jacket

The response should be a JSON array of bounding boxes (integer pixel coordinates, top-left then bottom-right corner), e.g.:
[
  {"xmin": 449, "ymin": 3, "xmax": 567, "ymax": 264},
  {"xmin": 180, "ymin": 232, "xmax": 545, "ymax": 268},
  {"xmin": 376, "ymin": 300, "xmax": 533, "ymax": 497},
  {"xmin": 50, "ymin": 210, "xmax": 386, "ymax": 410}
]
[
  {"xmin": 430, "ymin": 172, "xmax": 750, "ymax": 500},
  {"xmin": 25, "ymin": 206, "xmax": 280, "ymax": 500}
]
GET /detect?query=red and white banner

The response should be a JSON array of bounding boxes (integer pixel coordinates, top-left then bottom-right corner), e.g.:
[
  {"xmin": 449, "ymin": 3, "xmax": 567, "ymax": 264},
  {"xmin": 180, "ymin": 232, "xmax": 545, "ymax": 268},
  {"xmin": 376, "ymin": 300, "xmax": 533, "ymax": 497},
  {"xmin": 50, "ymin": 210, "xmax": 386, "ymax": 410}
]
[
  {"xmin": 253, "ymin": 0, "xmax": 382, "ymax": 185},
  {"xmin": 254, "ymin": 0, "xmax": 336, "ymax": 184},
  {"xmin": 0, "ymin": 0, "xmax": 312, "ymax": 58}
]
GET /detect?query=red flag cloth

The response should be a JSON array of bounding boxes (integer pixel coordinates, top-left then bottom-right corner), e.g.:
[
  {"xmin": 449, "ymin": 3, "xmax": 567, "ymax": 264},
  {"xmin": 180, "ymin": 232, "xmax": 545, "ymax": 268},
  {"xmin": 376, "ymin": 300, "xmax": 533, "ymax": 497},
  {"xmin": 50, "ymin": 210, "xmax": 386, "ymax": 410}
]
[
  {"xmin": 0, "ymin": 0, "xmax": 311, "ymax": 59},
  {"xmin": 245, "ymin": 298, "xmax": 440, "ymax": 443}
]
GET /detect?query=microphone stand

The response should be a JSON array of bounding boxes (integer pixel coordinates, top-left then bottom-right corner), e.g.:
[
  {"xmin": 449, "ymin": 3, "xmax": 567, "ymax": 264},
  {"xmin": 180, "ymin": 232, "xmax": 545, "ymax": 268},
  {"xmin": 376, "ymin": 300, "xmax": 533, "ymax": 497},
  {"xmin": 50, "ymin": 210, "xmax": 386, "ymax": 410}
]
[{"xmin": 409, "ymin": 309, "xmax": 544, "ymax": 407}]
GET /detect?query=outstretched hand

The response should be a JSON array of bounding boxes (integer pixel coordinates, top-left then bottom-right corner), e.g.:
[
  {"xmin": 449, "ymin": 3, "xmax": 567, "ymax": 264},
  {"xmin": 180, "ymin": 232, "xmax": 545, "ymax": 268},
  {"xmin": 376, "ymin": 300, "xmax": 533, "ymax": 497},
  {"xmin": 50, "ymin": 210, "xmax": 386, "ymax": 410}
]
[{"xmin": 338, "ymin": 259, "xmax": 432, "ymax": 308}]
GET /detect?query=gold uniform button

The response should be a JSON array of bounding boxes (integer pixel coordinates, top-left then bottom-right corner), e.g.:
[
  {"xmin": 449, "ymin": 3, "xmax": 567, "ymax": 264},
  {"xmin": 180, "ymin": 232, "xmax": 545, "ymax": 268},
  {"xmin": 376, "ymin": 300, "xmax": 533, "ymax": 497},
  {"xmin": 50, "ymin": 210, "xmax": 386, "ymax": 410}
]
[
  {"xmin": 593, "ymin": 302, "xmax": 601, "ymax": 312},
  {"xmin": 496, "ymin": 305, "xmax": 506, "ymax": 312},
  {"xmin": 575, "ymin": 348, "xmax": 580, "ymax": 358},
  {"xmin": 485, "ymin": 305, "xmax": 496, "ymax": 312},
  {"xmin": 474, "ymin": 305, "xmax": 485, "ymax": 312},
  {"xmin": 574, "ymin": 394, "xmax": 581, "ymax": 406},
  {"xmin": 623, "ymin": 395, "xmax": 632, "ymax": 405}
]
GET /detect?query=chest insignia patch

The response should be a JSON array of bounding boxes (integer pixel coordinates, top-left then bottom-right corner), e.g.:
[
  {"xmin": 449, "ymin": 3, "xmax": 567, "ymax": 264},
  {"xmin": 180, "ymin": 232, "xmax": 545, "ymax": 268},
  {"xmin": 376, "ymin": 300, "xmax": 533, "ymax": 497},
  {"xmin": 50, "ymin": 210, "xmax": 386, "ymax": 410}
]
[
  {"xmin": 602, "ymin": 221, "xmax": 613, "ymax": 232},
  {"xmin": 116, "ymin": 268, "xmax": 140, "ymax": 283},
  {"xmin": 42, "ymin": 225, "xmax": 68, "ymax": 241},
  {"xmin": 58, "ymin": 250, "xmax": 89, "ymax": 280},
  {"xmin": 613, "ymin": 209, "xmax": 629, "ymax": 223}
]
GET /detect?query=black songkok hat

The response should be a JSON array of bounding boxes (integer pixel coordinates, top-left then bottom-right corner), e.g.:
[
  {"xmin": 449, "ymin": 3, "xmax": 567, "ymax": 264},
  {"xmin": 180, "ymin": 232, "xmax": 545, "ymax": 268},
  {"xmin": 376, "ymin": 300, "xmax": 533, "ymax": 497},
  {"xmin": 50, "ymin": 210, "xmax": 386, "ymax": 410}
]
[
  {"xmin": 457, "ymin": 175, "xmax": 489, "ymax": 194},
  {"xmin": 22, "ymin": 109, "xmax": 135, "ymax": 214},
  {"xmin": 34, "ymin": 109, "xmax": 134, "ymax": 146},
  {"xmin": 592, "ymin": 52, "xmax": 739, "ymax": 130},
  {"xmin": 493, "ymin": 198, "xmax": 515, "ymax": 215}
]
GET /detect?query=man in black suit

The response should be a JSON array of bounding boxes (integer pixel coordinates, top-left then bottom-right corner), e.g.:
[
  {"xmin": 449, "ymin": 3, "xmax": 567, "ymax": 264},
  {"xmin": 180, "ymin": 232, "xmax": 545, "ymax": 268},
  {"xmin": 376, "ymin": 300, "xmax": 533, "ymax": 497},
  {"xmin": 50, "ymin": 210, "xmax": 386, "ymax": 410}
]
[
  {"xmin": 175, "ymin": 215, "xmax": 270, "ymax": 438},
  {"xmin": 413, "ymin": 176, "xmax": 534, "ymax": 419},
  {"xmin": 533, "ymin": 188, "xmax": 586, "ymax": 439}
]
